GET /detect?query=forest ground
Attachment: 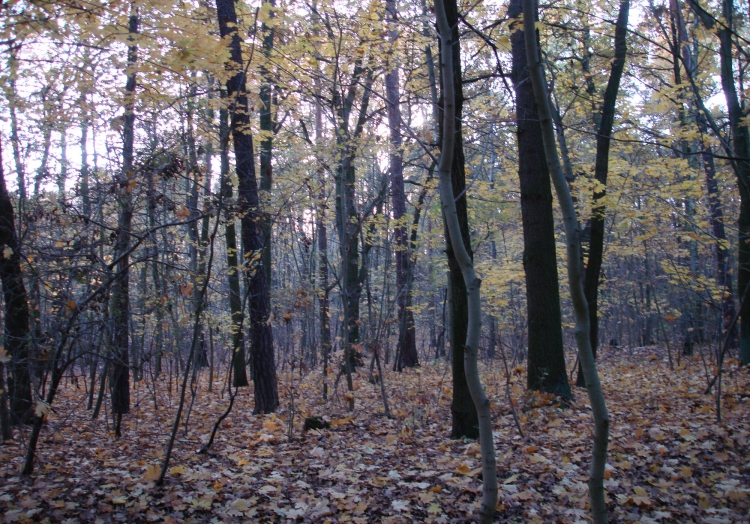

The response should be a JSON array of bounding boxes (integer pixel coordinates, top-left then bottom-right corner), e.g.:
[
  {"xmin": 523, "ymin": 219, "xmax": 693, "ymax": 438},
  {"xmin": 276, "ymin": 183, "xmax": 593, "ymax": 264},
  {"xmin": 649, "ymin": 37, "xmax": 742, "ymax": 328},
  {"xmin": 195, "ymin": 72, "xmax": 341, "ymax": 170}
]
[{"xmin": 0, "ymin": 345, "xmax": 748, "ymax": 523}]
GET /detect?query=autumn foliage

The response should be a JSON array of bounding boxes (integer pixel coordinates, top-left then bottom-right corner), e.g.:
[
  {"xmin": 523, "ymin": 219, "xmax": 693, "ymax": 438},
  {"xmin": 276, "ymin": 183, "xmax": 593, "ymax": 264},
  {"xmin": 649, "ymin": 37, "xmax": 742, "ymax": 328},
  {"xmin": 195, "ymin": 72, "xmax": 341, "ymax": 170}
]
[{"xmin": 0, "ymin": 347, "xmax": 747, "ymax": 522}]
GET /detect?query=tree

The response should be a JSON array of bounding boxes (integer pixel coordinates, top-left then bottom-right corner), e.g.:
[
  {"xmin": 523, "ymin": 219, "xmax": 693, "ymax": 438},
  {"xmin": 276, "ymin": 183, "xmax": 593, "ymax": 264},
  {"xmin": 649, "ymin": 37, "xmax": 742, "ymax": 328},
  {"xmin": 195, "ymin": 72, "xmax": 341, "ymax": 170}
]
[
  {"xmin": 438, "ymin": 0, "xmax": 480, "ymax": 439},
  {"xmin": 522, "ymin": 0, "xmax": 610, "ymax": 518},
  {"xmin": 578, "ymin": 0, "xmax": 630, "ymax": 386},
  {"xmin": 385, "ymin": 0, "xmax": 418, "ymax": 370},
  {"xmin": 509, "ymin": 0, "xmax": 571, "ymax": 398},
  {"xmin": 0, "ymin": 138, "xmax": 32, "ymax": 426},
  {"xmin": 110, "ymin": 7, "xmax": 139, "ymax": 438},
  {"xmin": 687, "ymin": 0, "xmax": 750, "ymax": 365},
  {"xmin": 435, "ymin": 0, "xmax": 497, "ymax": 520},
  {"xmin": 215, "ymin": 0, "xmax": 278, "ymax": 413}
]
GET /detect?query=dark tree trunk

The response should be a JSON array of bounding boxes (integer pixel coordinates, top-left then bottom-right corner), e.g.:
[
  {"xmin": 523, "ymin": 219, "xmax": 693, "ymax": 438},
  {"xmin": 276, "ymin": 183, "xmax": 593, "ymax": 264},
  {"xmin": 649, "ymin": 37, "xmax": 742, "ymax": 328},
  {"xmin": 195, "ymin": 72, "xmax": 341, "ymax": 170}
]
[
  {"xmin": 700, "ymin": 126, "xmax": 738, "ymax": 346},
  {"xmin": 110, "ymin": 11, "xmax": 139, "ymax": 435},
  {"xmin": 687, "ymin": 0, "xmax": 750, "ymax": 363},
  {"xmin": 259, "ymin": 0, "xmax": 275, "ymax": 293},
  {"xmin": 510, "ymin": 0, "xmax": 572, "ymax": 398},
  {"xmin": 717, "ymin": 0, "xmax": 750, "ymax": 365},
  {"xmin": 439, "ymin": 0, "xmax": 479, "ymax": 439},
  {"xmin": 216, "ymin": 0, "xmax": 278, "ymax": 412},
  {"xmin": 385, "ymin": 0, "xmax": 418, "ymax": 370},
  {"xmin": 8, "ymin": 45, "xmax": 26, "ymax": 205},
  {"xmin": 314, "ymin": 96, "xmax": 332, "ymax": 399},
  {"xmin": 331, "ymin": 63, "xmax": 373, "ymax": 361},
  {"xmin": 220, "ymin": 102, "xmax": 249, "ymax": 388},
  {"xmin": 577, "ymin": 0, "xmax": 629, "ymax": 387},
  {"xmin": 0, "ymin": 138, "xmax": 32, "ymax": 424},
  {"xmin": 238, "ymin": 135, "xmax": 279, "ymax": 414}
]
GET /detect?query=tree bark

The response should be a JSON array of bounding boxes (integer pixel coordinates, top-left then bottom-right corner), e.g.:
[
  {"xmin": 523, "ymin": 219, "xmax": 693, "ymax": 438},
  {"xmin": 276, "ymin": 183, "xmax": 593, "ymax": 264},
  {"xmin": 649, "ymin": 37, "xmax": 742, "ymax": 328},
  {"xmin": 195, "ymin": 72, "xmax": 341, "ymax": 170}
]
[
  {"xmin": 259, "ymin": 0, "xmax": 275, "ymax": 293},
  {"xmin": 314, "ymin": 92, "xmax": 331, "ymax": 400},
  {"xmin": 216, "ymin": 0, "xmax": 278, "ymax": 412},
  {"xmin": 435, "ymin": 1, "xmax": 497, "ymax": 520},
  {"xmin": 220, "ymin": 101, "xmax": 249, "ymax": 388},
  {"xmin": 687, "ymin": 0, "xmax": 750, "ymax": 365},
  {"xmin": 578, "ymin": 0, "xmax": 629, "ymax": 387},
  {"xmin": 110, "ymin": 9, "xmax": 138, "ymax": 436},
  {"xmin": 385, "ymin": 0, "xmax": 418, "ymax": 370},
  {"xmin": 510, "ymin": 0, "xmax": 571, "ymax": 399},
  {"xmin": 436, "ymin": 0, "xmax": 479, "ymax": 440},
  {"xmin": 522, "ymin": 1, "xmax": 610, "ymax": 519},
  {"xmin": 0, "ymin": 138, "xmax": 32, "ymax": 425},
  {"xmin": 717, "ymin": 0, "xmax": 750, "ymax": 364}
]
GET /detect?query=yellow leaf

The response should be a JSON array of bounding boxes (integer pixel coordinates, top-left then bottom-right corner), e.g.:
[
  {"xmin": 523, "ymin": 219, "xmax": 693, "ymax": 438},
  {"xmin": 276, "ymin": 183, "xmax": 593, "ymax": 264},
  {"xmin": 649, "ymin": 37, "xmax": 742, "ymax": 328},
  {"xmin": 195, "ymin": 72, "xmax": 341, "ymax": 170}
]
[
  {"xmin": 455, "ymin": 463, "xmax": 472, "ymax": 475},
  {"xmin": 2, "ymin": 245, "xmax": 12, "ymax": 259},
  {"xmin": 631, "ymin": 487, "xmax": 652, "ymax": 507},
  {"xmin": 0, "ymin": 347, "xmax": 10, "ymax": 363},
  {"xmin": 262, "ymin": 419, "xmax": 278, "ymax": 432},
  {"xmin": 680, "ymin": 466, "xmax": 692, "ymax": 478},
  {"xmin": 175, "ymin": 205, "xmax": 191, "ymax": 220},
  {"xmin": 143, "ymin": 465, "xmax": 161, "ymax": 481},
  {"xmin": 168, "ymin": 465, "xmax": 187, "ymax": 475},
  {"xmin": 330, "ymin": 417, "xmax": 352, "ymax": 428},
  {"xmin": 65, "ymin": 300, "xmax": 77, "ymax": 314}
]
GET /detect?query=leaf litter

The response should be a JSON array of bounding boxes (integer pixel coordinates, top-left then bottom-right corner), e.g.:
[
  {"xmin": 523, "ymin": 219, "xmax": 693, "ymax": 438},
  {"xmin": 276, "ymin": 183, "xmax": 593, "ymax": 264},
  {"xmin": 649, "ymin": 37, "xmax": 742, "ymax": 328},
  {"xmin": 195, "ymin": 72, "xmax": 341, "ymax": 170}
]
[{"xmin": 0, "ymin": 346, "xmax": 748, "ymax": 523}]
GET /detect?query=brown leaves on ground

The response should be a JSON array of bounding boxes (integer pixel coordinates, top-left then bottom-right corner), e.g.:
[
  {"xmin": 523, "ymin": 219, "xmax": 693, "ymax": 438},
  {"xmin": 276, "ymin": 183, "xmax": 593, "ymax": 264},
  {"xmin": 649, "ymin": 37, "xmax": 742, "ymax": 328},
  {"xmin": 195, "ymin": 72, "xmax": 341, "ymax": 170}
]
[{"xmin": 0, "ymin": 346, "xmax": 748, "ymax": 523}]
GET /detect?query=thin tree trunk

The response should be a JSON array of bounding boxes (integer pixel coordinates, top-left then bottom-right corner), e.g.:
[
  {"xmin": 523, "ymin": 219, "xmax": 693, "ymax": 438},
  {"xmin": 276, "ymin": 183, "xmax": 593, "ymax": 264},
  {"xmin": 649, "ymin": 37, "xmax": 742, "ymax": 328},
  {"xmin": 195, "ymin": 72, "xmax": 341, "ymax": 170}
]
[
  {"xmin": 216, "ymin": 0, "xmax": 278, "ymax": 412},
  {"xmin": 385, "ymin": 0, "xmax": 418, "ymax": 370},
  {"xmin": 577, "ymin": 0, "xmax": 629, "ymax": 387},
  {"xmin": 219, "ymin": 100, "xmax": 249, "ymax": 388},
  {"xmin": 687, "ymin": 0, "xmax": 750, "ymax": 364},
  {"xmin": 314, "ymin": 93, "xmax": 331, "ymax": 400},
  {"xmin": 522, "ymin": 1, "xmax": 610, "ymax": 520},
  {"xmin": 439, "ymin": 0, "xmax": 479, "ymax": 439},
  {"xmin": 259, "ymin": 0, "xmax": 275, "ymax": 293},
  {"xmin": 110, "ymin": 9, "xmax": 139, "ymax": 437},
  {"xmin": 435, "ymin": 2, "xmax": 497, "ymax": 521}
]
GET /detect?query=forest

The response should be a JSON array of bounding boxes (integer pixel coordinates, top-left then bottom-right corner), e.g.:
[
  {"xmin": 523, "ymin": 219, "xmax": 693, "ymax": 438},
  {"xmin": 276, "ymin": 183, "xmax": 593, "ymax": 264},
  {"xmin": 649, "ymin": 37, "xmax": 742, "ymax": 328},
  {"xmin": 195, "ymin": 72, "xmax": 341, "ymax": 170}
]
[{"xmin": 0, "ymin": 0, "xmax": 748, "ymax": 522}]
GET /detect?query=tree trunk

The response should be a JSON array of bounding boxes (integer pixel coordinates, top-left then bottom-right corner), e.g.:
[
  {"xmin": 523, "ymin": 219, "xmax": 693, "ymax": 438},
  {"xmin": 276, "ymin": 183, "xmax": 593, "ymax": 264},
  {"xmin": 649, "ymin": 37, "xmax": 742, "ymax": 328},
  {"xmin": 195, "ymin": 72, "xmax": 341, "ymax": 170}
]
[
  {"xmin": 110, "ymin": 10, "xmax": 139, "ymax": 436},
  {"xmin": 385, "ymin": 0, "xmax": 418, "ymax": 370},
  {"xmin": 577, "ymin": 0, "xmax": 629, "ymax": 387},
  {"xmin": 0, "ymin": 138, "xmax": 32, "ymax": 424},
  {"xmin": 687, "ymin": 0, "xmax": 750, "ymax": 364},
  {"xmin": 219, "ymin": 101, "xmax": 249, "ymax": 388},
  {"xmin": 439, "ymin": 0, "xmax": 479, "ymax": 439},
  {"xmin": 8, "ymin": 45, "xmax": 26, "ymax": 205},
  {"xmin": 716, "ymin": 0, "xmax": 750, "ymax": 365},
  {"xmin": 510, "ymin": 0, "xmax": 571, "ymax": 399},
  {"xmin": 314, "ymin": 92, "xmax": 331, "ymax": 400},
  {"xmin": 522, "ymin": 1, "xmax": 610, "ymax": 519},
  {"xmin": 435, "ymin": 2, "xmax": 497, "ymax": 521},
  {"xmin": 259, "ymin": 0, "xmax": 275, "ymax": 293},
  {"xmin": 216, "ymin": 0, "xmax": 278, "ymax": 412}
]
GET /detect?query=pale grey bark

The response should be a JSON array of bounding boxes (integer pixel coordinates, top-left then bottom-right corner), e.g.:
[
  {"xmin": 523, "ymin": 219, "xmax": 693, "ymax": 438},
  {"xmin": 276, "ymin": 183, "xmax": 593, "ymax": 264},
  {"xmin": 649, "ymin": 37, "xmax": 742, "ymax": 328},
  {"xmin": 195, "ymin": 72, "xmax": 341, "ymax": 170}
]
[
  {"xmin": 434, "ymin": 0, "xmax": 497, "ymax": 521},
  {"xmin": 521, "ymin": 1, "xmax": 610, "ymax": 521}
]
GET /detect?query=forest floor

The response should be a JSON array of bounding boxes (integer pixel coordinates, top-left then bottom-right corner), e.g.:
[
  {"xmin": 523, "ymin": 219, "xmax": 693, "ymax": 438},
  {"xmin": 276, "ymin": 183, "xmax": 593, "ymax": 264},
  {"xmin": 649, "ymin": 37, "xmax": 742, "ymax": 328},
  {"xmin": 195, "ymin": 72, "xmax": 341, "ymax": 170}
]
[{"xmin": 0, "ymin": 345, "xmax": 748, "ymax": 523}]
